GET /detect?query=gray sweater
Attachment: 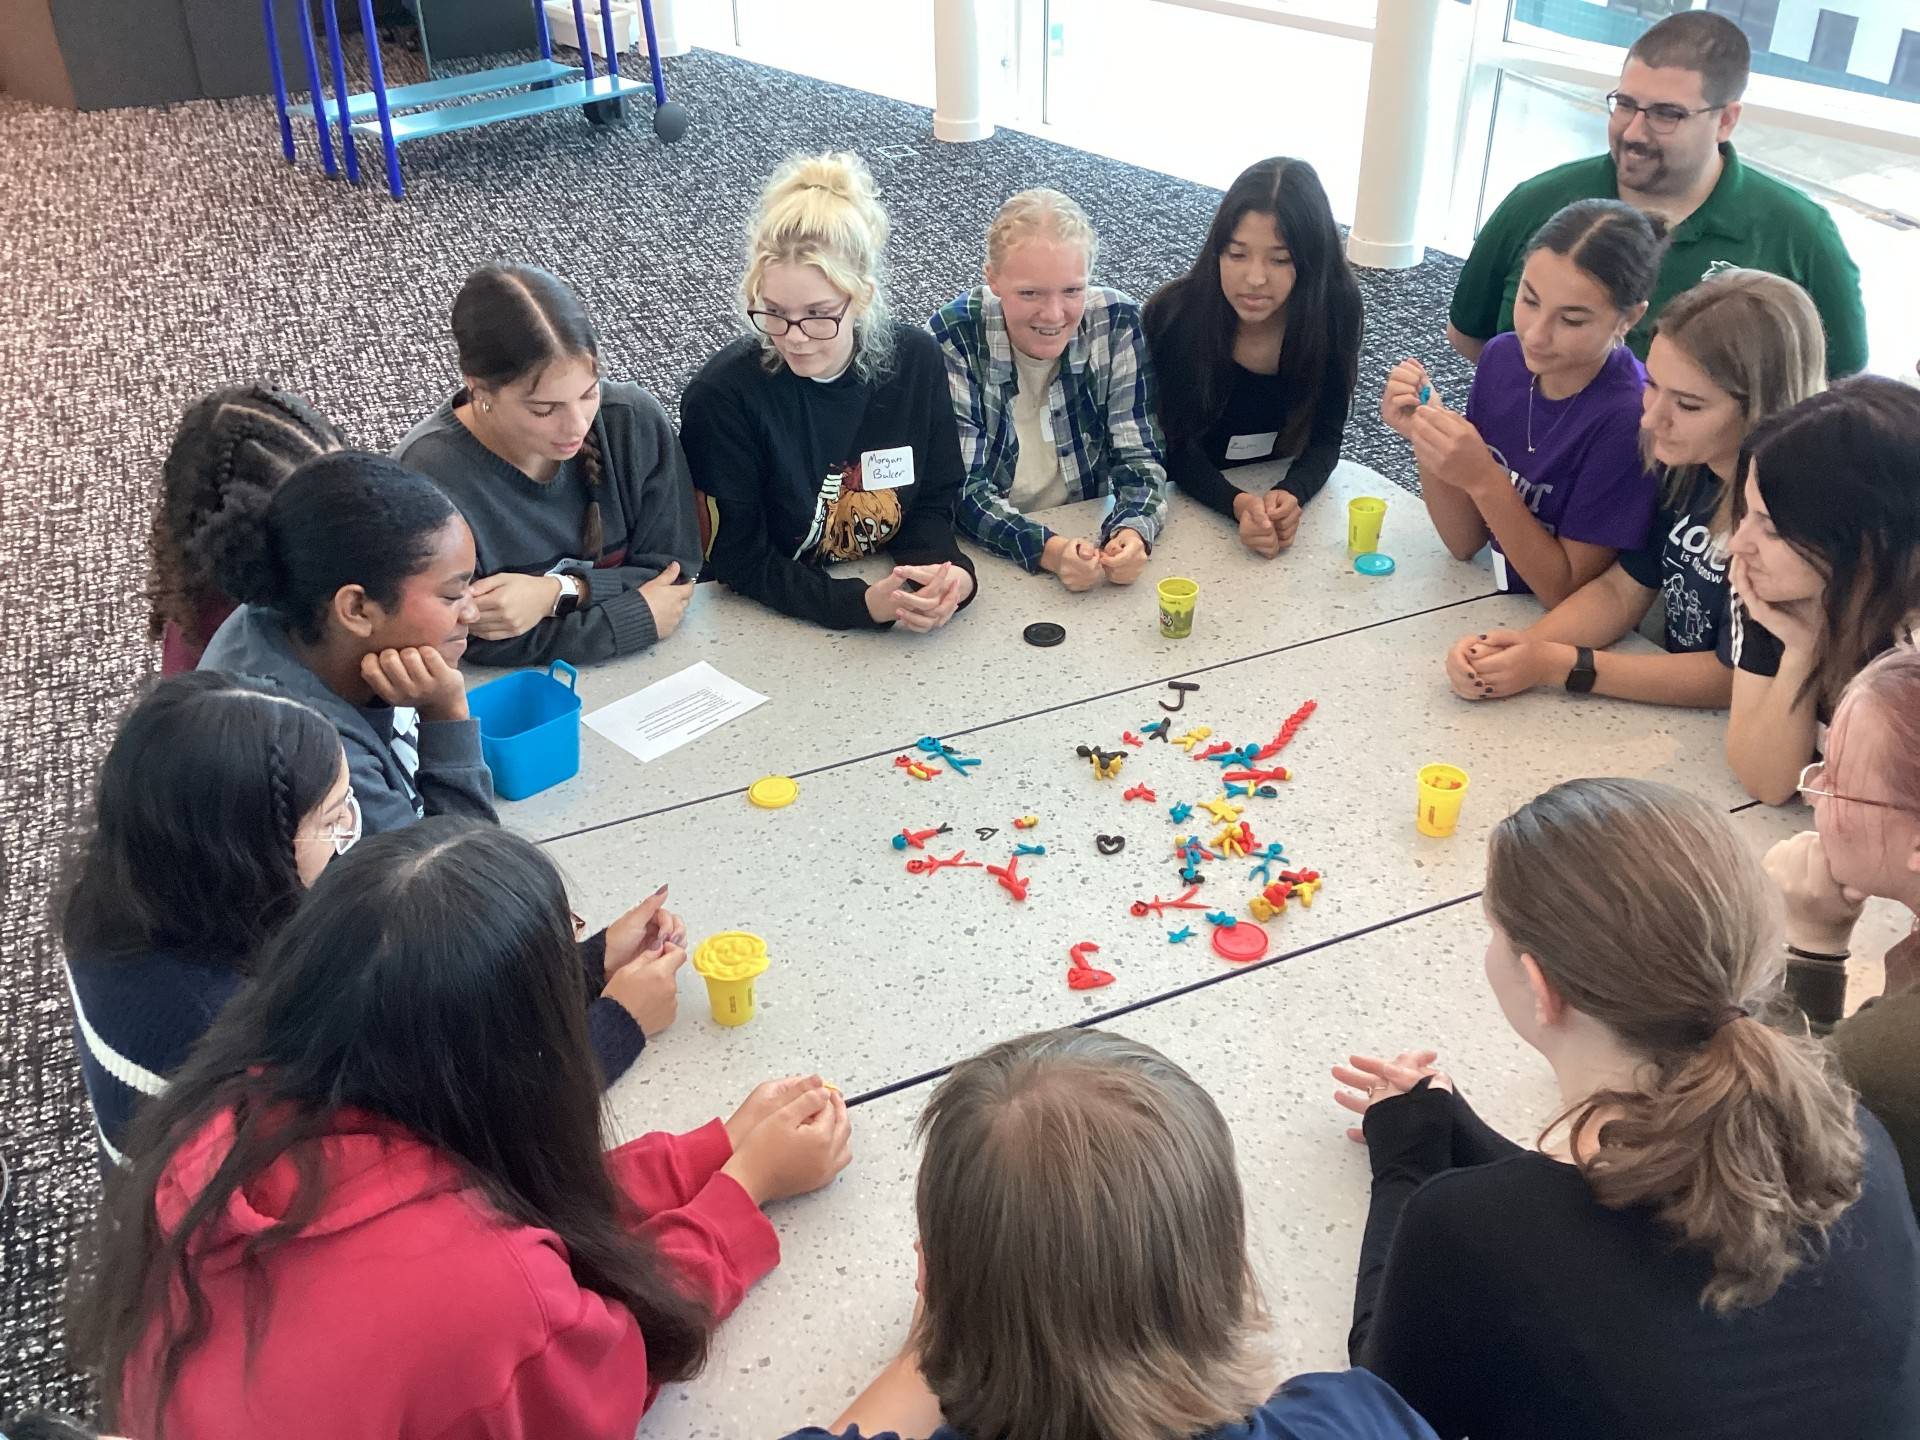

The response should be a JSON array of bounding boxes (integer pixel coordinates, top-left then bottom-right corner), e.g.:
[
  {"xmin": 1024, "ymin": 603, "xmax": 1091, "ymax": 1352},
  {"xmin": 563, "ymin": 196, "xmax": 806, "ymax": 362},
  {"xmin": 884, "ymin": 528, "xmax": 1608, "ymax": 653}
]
[
  {"xmin": 394, "ymin": 383, "xmax": 704, "ymax": 667},
  {"xmin": 199, "ymin": 606, "xmax": 498, "ymax": 836}
]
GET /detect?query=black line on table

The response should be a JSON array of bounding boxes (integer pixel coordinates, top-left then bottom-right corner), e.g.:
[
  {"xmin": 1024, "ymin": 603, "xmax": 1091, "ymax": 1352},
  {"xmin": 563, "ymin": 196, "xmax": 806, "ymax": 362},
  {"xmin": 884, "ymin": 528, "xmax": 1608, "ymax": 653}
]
[
  {"xmin": 533, "ymin": 590, "xmax": 1502, "ymax": 848},
  {"xmin": 842, "ymin": 888, "xmax": 1486, "ymax": 1110}
]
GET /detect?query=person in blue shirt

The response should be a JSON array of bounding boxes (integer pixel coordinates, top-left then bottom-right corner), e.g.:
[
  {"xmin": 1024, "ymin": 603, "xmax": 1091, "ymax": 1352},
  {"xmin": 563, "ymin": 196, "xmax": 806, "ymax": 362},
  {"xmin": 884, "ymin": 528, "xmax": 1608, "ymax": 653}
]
[
  {"xmin": 777, "ymin": 1027, "xmax": 1435, "ymax": 1440},
  {"xmin": 931, "ymin": 190, "xmax": 1171, "ymax": 592}
]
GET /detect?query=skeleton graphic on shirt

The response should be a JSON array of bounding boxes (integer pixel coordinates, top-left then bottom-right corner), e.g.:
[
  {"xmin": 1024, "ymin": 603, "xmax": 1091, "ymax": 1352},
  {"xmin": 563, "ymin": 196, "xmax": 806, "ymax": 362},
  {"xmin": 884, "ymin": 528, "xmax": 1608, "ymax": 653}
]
[{"xmin": 798, "ymin": 458, "xmax": 902, "ymax": 563}]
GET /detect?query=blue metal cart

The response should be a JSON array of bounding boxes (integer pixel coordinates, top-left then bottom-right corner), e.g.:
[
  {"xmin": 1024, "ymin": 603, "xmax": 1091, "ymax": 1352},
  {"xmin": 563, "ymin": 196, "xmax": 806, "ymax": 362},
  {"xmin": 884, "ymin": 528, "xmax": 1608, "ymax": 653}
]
[{"xmin": 263, "ymin": 0, "xmax": 689, "ymax": 199}]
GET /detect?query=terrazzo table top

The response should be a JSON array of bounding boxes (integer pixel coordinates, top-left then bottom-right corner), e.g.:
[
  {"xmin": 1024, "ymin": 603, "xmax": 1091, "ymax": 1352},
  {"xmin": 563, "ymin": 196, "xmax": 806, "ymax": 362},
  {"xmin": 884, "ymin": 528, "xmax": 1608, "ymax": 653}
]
[{"xmin": 476, "ymin": 462, "xmax": 1494, "ymax": 842}]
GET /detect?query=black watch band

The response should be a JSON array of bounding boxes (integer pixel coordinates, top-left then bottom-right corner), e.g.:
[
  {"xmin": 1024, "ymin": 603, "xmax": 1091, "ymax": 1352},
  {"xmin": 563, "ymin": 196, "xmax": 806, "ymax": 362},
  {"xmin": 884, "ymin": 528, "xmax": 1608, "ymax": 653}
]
[{"xmin": 1565, "ymin": 645, "xmax": 1597, "ymax": 695}]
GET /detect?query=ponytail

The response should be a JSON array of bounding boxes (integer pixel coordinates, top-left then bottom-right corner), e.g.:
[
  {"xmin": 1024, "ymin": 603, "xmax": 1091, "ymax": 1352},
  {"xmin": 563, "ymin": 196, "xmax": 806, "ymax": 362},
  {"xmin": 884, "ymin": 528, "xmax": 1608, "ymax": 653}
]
[
  {"xmin": 1556, "ymin": 1009, "xmax": 1862, "ymax": 1312},
  {"xmin": 1490, "ymin": 778, "xmax": 1865, "ymax": 1312}
]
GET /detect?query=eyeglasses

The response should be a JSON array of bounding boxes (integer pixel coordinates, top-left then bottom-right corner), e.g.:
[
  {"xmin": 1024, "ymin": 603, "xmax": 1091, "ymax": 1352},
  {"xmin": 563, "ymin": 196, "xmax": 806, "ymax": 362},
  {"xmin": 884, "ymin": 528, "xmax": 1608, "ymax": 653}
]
[
  {"xmin": 1606, "ymin": 91, "xmax": 1725, "ymax": 135},
  {"xmin": 299, "ymin": 787, "xmax": 362, "ymax": 856},
  {"xmin": 747, "ymin": 302, "xmax": 851, "ymax": 339},
  {"xmin": 570, "ymin": 910, "xmax": 589, "ymax": 940},
  {"xmin": 1797, "ymin": 761, "xmax": 1915, "ymax": 814}
]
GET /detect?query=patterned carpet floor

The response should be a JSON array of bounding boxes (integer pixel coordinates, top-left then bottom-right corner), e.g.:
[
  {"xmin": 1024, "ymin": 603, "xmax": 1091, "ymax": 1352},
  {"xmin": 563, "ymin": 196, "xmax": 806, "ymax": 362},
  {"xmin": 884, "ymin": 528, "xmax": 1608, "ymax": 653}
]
[{"xmin": 0, "ymin": 42, "xmax": 1466, "ymax": 1414}]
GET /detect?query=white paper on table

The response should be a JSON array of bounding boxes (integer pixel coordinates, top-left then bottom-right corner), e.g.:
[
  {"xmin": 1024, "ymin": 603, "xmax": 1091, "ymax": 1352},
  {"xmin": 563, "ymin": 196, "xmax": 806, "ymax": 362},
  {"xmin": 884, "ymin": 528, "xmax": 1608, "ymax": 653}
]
[{"xmin": 583, "ymin": 661, "xmax": 769, "ymax": 763}]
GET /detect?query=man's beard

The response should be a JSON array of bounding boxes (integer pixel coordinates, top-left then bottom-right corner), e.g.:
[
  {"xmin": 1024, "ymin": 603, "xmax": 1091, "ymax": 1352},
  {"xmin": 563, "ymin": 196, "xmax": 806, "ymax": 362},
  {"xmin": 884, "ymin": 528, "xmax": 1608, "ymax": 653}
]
[{"xmin": 1612, "ymin": 138, "xmax": 1679, "ymax": 195}]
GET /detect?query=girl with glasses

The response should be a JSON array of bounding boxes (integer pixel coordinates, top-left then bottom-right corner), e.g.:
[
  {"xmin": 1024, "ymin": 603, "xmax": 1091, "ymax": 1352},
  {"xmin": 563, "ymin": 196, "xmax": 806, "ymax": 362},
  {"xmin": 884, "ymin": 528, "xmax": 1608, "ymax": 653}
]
[
  {"xmin": 395, "ymin": 264, "xmax": 703, "ymax": 665},
  {"xmin": 57, "ymin": 673, "xmax": 355, "ymax": 1166},
  {"xmin": 72, "ymin": 818, "xmax": 852, "ymax": 1440},
  {"xmin": 1338, "ymin": 778, "xmax": 1918, "ymax": 1440},
  {"xmin": 680, "ymin": 152, "xmax": 977, "ymax": 632},
  {"xmin": 1766, "ymin": 645, "xmax": 1920, "ymax": 1207},
  {"xmin": 1444, "ymin": 269, "xmax": 1826, "ymax": 707},
  {"xmin": 1722, "ymin": 376, "xmax": 1920, "ymax": 804}
]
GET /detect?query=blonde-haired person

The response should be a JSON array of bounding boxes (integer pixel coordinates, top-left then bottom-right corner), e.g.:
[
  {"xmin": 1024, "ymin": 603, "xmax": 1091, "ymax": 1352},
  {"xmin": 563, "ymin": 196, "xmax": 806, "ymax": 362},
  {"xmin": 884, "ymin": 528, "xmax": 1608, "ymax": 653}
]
[
  {"xmin": 1765, "ymin": 645, "xmax": 1920, "ymax": 1209},
  {"xmin": 785, "ymin": 1028, "xmax": 1437, "ymax": 1440},
  {"xmin": 1337, "ymin": 778, "xmax": 1919, "ymax": 1440},
  {"xmin": 930, "ymin": 189, "xmax": 1170, "ymax": 591},
  {"xmin": 1444, "ymin": 269, "xmax": 1825, "ymax": 706},
  {"xmin": 680, "ymin": 152, "xmax": 977, "ymax": 631}
]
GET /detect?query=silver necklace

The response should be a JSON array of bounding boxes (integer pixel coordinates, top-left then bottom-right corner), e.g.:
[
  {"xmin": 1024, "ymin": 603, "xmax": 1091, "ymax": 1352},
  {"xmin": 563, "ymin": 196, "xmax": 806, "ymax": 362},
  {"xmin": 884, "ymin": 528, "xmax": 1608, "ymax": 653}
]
[{"xmin": 1526, "ymin": 376, "xmax": 1572, "ymax": 454}]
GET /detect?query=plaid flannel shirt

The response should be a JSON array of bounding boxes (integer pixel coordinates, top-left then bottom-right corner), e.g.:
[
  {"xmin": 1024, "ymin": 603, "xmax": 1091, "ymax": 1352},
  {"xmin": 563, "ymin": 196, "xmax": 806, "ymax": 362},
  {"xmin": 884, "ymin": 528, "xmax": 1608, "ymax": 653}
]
[{"xmin": 930, "ymin": 285, "xmax": 1170, "ymax": 572}]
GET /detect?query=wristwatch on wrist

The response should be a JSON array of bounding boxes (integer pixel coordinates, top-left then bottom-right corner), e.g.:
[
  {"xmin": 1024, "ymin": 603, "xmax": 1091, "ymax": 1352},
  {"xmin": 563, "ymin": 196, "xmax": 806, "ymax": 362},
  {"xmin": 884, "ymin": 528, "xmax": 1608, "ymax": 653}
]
[
  {"xmin": 548, "ymin": 573, "xmax": 583, "ymax": 617},
  {"xmin": 1564, "ymin": 645, "xmax": 1597, "ymax": 695}
]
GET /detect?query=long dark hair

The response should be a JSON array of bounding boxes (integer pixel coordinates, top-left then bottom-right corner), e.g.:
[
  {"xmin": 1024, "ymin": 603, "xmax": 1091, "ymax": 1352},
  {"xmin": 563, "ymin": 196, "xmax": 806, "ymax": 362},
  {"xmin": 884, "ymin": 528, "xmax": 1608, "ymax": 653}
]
[
  {"xmin": 452, "ymin": 263, "xmax": 608, "ymax": 560},
  {"xmin": 71, "ymin": 819, "xmax": 713, "ymax": 1437},
  {"xmin": 195, "ymin": 450, "xmax": 459, "ymax": 645},
  {"xmin": 1733, "ymin": 375, "xmax": 1920, "ymax": 706},
  {"xmin": 1524, "ymin": 199, "xmax": 1670, "ymax": 313},
  {"xmin": 147, "ymin": 386, "xmax": 343, "ymax": 642},
  {"xmin": 1142, "ymin": 157, "xmax": 1361, "ymax": 458},
  {"xmin": 57, "ymin": 672, "xmax": 341, "ymax": 969}
]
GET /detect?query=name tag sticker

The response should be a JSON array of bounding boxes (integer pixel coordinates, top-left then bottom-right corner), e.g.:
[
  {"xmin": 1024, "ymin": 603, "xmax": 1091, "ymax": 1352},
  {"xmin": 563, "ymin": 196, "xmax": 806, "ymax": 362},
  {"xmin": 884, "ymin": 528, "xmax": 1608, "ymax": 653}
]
[
  {"xmin": 1225, "ymin": 430, "xmax": 1279, "ymax": 461},
  {"xmin": 860, "ymin": 446, "xmax": 915, "ymax": 491}
]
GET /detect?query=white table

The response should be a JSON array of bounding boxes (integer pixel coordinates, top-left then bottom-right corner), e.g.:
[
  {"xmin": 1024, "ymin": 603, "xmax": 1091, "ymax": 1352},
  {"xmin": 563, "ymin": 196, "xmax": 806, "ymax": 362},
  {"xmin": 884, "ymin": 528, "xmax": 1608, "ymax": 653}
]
[
  {"xmin": 476, "ymin": 459, "xmax": 1859, "ymax": 1440},
  {"xmin": 475, "ymin": 463, "xmax": 1489, "ymax": 842}
]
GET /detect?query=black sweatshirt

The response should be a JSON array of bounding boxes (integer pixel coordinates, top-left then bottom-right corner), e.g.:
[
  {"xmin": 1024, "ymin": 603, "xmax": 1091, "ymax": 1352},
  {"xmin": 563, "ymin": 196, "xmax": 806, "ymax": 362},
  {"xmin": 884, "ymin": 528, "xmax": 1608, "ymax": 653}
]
[
  {"xmin": 1157, "ymin": 356, "xmax": 1351, "ymax": 517},
  {"xmin": 678, "ymin": 325, "xmax": 978, "ymax": 629},
  {"xmin": 1350, "ymin": 1083, "xmax": 1920, "ymax": 1440},
  {"xmin": 394, "ymin": 383, "xmax": 704, "ymax": 667}
]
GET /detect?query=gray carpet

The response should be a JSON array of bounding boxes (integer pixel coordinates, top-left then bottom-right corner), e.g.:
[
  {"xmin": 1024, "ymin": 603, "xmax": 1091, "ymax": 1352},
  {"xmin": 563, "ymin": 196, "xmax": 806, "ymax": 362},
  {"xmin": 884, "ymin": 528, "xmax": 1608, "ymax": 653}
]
[{"xmin": 0, "ymin": 43, "xmax": 1466, "ymax": 1415}]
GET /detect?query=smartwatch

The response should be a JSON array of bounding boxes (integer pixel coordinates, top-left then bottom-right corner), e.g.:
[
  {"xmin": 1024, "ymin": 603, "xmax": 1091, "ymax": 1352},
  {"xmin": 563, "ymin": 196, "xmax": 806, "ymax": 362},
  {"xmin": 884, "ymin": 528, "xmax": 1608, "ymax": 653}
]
[
  {"xmin": 1565, "ymin": 645, "xmax": 1597, "ymax": 695},
  {"xmin": 548, "ymin": 572, "xmax": 584, "ymax": 617}
]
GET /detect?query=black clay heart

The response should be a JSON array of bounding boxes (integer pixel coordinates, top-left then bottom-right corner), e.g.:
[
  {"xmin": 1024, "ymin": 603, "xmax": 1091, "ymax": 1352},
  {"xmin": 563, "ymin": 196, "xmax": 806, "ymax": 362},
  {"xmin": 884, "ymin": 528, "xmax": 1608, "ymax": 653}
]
[
  {"xmin": 975, "ymin": 826, "xmax": 999, "ymax": 842},
  {"xmin": 1095, "ymin": 835, "xmax": 1126, "ymax": 856}
]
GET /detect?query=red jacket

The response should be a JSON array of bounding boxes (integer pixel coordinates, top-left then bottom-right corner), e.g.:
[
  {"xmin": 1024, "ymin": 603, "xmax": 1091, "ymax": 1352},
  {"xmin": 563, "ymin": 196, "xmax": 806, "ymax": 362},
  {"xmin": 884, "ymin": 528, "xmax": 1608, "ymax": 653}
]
[{"xmin": 123, "ymin": 1108, "xmax": 778, "ymax": 1440}]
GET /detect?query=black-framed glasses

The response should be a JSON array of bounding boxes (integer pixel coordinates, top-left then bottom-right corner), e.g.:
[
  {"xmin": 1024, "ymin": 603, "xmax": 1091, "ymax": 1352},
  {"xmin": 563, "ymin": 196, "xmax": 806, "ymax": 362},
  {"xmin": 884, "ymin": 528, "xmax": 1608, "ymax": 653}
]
[
  {"xmin": 1606, "ymin": 91, "xmax": 1725, "ymax": 135},
  {"xmin": 747, "ymin": 302, "xmax": 851, "ymax": 340},
  {"xmin": 1797, "ymin": 761, "xmax": 1916, "ymax": 814}
]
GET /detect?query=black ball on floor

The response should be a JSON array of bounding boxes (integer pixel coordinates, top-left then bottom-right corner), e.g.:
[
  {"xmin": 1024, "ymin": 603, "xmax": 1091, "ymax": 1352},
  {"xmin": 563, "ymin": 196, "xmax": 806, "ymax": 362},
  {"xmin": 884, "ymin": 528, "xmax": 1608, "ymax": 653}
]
[
  {"xmin": 584, "ymin": 97, "xmax": 628, "ymax": 126},
  {"xmin": 653, "ymin": 101, "xmax": 691, "ymax": 142}
]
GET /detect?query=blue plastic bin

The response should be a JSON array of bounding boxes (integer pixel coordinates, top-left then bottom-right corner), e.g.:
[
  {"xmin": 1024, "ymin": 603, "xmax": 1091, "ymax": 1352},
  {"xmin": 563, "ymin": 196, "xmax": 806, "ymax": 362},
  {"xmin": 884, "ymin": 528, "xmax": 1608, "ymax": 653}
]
[{"xmin": 466, "ymin": 660, "xmax": 582, "ymax": 801}]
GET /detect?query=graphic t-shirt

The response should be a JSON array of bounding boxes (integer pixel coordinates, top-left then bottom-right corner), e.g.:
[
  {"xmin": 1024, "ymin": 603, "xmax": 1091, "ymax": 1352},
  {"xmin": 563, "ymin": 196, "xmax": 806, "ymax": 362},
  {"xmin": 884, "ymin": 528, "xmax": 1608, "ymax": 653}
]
[
  {"xmin": 1463, "ymin": 334, "xmax": 1657, "ymax": 595},
  {"xmin": 1618, "ymin": 470, "xmax": 1731, "ymax": 654}
]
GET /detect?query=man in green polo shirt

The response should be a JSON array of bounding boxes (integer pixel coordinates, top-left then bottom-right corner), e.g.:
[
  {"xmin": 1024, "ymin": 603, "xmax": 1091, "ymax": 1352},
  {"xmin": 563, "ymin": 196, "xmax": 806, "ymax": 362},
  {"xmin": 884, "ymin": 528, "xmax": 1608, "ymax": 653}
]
[{"xmin": 1449, "ymin": 11, "xmax": 1867, "ymax": 377}]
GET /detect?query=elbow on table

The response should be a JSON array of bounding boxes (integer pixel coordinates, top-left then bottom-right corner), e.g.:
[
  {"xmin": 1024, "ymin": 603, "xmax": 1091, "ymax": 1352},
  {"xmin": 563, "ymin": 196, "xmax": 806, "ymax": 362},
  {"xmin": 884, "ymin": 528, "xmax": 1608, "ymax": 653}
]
[
  {"xmin": 1442, "ymin": 533, "xmax": 1485, "ymax": 564},
  {"xmin": 1729, "ymin": 745, "xmax": 1804, "ymax": 807}
]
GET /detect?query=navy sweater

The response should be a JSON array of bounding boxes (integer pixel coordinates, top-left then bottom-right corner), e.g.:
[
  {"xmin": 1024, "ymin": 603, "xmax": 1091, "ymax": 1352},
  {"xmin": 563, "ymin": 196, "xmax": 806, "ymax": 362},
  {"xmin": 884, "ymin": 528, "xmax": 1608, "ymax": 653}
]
[{"xmin": 67, "ymin": 935, "xmax": 642, "ymax": 1166}]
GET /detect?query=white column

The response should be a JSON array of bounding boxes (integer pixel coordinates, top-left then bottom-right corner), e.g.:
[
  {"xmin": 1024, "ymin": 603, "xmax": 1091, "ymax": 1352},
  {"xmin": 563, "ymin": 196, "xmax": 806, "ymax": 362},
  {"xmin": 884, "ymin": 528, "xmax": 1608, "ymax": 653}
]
[
  {"xmin": 646, "ymin": 0, "xmax": 693, "ymax": 57},
  {"xmin": 1347, "ymin": 0, "xmax": 1445, "ymax": 270},
  {"xmin": 933, "ymin": 0, "xmax": 994, "ymax": 143}
]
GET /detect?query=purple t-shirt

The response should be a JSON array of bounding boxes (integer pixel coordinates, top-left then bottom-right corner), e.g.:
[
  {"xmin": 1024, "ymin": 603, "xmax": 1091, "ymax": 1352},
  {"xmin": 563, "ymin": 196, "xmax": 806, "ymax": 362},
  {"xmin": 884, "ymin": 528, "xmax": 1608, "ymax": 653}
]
[{"xmin": 1464, "ymin": 333, "xmax": 1657, "ymax": 594}]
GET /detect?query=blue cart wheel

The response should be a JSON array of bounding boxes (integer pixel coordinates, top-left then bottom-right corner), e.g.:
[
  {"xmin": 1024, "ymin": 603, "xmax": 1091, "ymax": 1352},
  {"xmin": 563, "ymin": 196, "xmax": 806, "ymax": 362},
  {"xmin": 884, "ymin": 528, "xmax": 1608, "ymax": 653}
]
[{"xmin": 653, "ymin": 100, "xmax": 690, "ymax": 142}]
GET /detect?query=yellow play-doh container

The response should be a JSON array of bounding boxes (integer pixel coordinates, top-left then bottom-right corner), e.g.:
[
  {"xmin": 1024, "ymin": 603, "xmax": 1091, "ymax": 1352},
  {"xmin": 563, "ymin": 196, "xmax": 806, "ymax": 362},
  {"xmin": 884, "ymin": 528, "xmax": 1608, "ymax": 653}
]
[
  {"xmin": 692, "ymin": 931, "xmax": 771, "ymax": 1027},
  {"xmin": 1416, "ymin": 764, "xmax": 1470, "ymax": 838},
  {"xmin": 1347, "ymin": 496, "xmax": 1388, "ymax": 556},
  {"xmin": 1157, "ymin": 577, "xmax": 1199, "ymax": 639}
]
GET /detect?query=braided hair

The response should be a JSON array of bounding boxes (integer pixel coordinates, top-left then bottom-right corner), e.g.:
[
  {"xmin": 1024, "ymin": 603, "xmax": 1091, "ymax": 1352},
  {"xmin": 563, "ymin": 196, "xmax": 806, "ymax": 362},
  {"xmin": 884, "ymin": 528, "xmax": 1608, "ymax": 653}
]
[
  {"xmin": 148, "ymin": 386, "xmax": 344, "ymax": 643},
  {"xmin": 451, "ymin": 264, "xmax": 607, "ymax": 562}
]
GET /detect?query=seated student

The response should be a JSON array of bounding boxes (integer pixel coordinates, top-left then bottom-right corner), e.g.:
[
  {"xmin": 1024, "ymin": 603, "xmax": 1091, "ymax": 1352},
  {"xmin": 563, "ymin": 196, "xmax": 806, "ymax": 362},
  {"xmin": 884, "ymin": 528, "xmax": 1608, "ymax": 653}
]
[
  {"xmin": 395, "ymin": 264, "xmax": 702, "ymax": 665},
  {"xmin": 71, "ymin": 817, "xmax": 853, "ymax": 1440},
  {"xmin": 1144, "ymin": 157, "xmax": 1362, "ymax": 559},
  {"xmin": 198, "ymin": 450, "xmax": 496, "ymax": 834},
  {"xmin": 1384, "ymin": 200, "xmax": 1664, "ymax": 607},
  {"xmin": 1765, "ymin": 646, "xmax": 1920, "ymax": 1204},
  {"xmin": 680, "ymin": 152, "xmax": 976, "ymax": 632},
  {"xmin": 1722, "ymin": 377, "xmax": 1920, "ymax": 804},
  {"xmin": 58, "ymin": 677, "xmax": 684, "ymax": 1162},
  {"xmin": 787, "ymin": 1027, "xmax": 1437, "ymax": 1440},
  {"xmin": 58, "ymin": 673, "xmax": 354, "ymax": 1165},
  {"xmin": 932, "ymin": 189, "xmax": 1169, "ymax": 591},
  {"xmin": 1444, "ymin": 269, "xmax": 1825, "ymax": 706},
  {"xmin": 1335, "ymin": 777, "xmax": 1920, "ymax": 1440},
  {"xmin": 1448, "ymin": 11, "xmax": 1866, "ymax": 377},
  {"xmin": 147, "ymin": 385, "xmax": 342, "ymax": 675}
]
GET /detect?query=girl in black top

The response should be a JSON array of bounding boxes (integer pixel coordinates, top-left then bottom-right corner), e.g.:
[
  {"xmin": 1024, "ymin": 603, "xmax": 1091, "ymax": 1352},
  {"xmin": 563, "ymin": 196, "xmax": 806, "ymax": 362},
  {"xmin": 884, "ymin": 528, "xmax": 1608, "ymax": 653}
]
[
  {"xmin": 1335, "ymin": 777, "xmax": 1919, "ymax": 1440},
  {"xmin": 680, "ymin": 151, "xmax": 977, "ymax": 632},
  {"xmin": 1143, "ymin": 157, "xmax": 1361, "ymax": 558}
]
